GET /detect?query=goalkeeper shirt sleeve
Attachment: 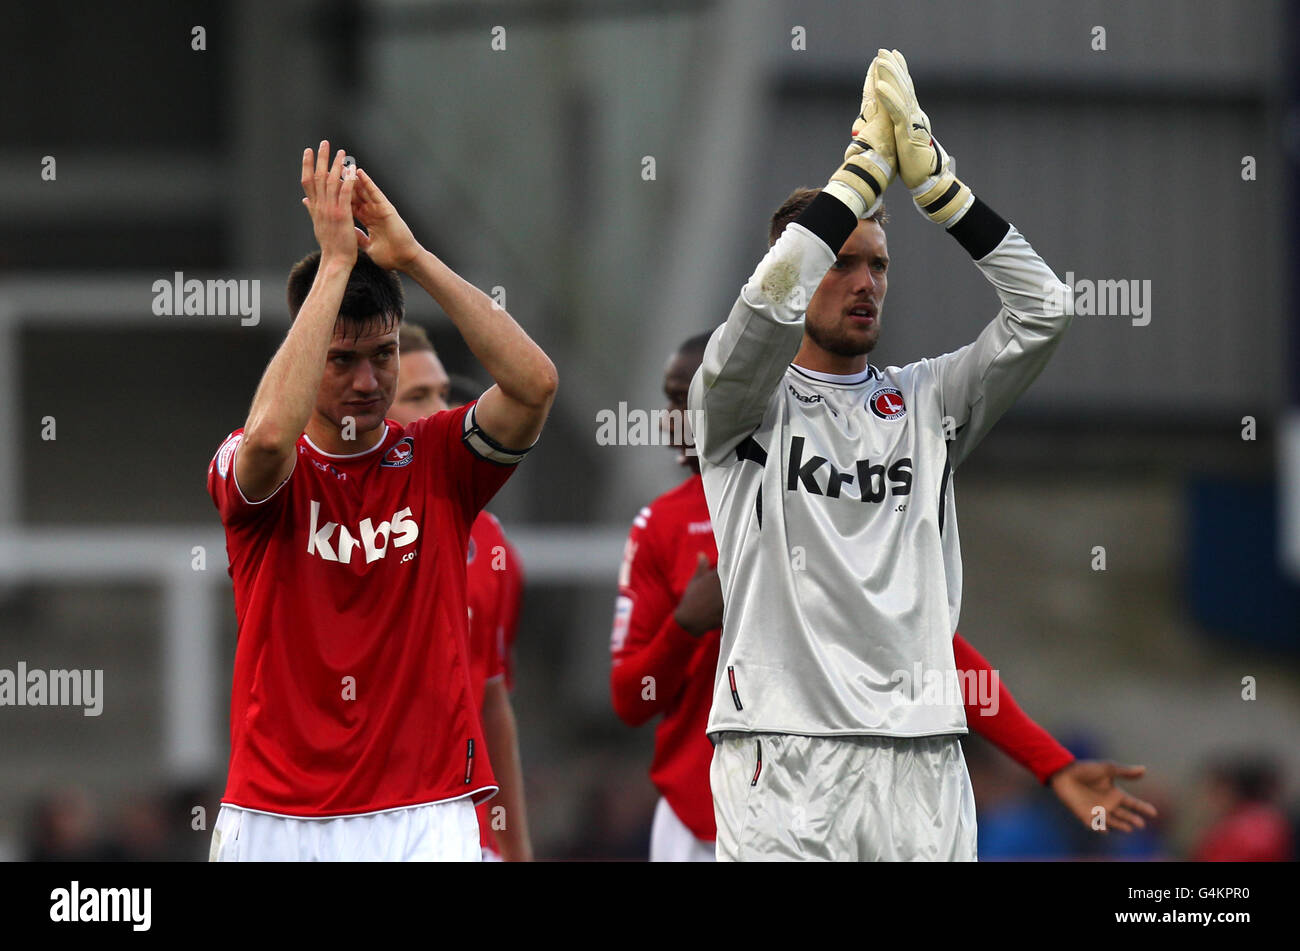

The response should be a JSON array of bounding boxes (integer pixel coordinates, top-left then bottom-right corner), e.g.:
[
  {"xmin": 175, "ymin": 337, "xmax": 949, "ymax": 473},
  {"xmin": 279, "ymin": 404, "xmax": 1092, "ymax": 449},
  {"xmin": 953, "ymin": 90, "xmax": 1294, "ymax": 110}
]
[
  {"xmin": 929, "ymin": 198, "xmax": 1074, "ymax": 469},
  {"xmin": 689, "ymin": 192, "xmax": 858, "ymax": 465}
]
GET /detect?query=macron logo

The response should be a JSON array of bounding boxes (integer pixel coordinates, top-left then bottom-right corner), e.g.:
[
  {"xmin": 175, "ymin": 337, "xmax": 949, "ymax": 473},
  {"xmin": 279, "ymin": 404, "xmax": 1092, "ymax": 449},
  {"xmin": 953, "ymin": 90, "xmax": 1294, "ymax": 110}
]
[
  {"xmin": 307, "ymin": 500, "xmax": 419, "ymax": 564},
  {"xmin": 50, "ymin": 881, "xmax": 151, "ymax": 932}
]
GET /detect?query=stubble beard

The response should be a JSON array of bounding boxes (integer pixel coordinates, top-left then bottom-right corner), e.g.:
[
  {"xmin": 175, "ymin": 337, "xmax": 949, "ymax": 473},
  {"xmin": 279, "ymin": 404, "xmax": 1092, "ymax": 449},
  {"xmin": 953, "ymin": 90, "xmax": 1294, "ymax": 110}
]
[{"xmin": 805, "ymin": 313, "xmax": 878, "ymax": 357}]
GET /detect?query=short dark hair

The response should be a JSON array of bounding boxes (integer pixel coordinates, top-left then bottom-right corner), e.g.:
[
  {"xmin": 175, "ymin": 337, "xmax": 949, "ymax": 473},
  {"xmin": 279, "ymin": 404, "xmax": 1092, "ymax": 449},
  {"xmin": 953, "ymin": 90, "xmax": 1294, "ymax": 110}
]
[
  {"xmin": 768, "ymin": 188, "xmax": 888, "ymax": 247},
  {"xmin": 398, "ymin": 321, "xmax": 435, "ymax": 355},
  {"xmin": 676, "ymin": 330, "xmax": 713, "ymax": 359},
  {"xmin": 286, "ymin": 250, "xmax": 405, "ymax": 338}
]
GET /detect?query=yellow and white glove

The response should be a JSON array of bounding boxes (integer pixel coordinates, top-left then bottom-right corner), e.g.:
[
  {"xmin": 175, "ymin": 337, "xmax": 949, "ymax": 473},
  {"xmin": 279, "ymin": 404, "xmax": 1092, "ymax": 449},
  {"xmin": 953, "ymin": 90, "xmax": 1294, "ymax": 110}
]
[
  {"xmin": 873, "ymin": 48, "xmax": 973, "ymax": 227},
  {"xmin": 824, "ymin": 58, "xmax": 896, "ymax": 219}
]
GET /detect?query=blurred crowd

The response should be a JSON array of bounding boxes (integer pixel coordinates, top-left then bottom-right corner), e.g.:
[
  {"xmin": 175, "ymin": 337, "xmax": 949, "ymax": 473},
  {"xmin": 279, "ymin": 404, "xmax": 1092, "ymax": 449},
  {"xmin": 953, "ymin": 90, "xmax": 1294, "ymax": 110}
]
[
  {"xmin": 11, "ymin": 744, "xmax": 1295, "ymax": 861},
  {"xmin": 17, "ymin": 782, "xmax": 220, "ymax": 863},
  {"xmin": 966, "ymin": 739, "xmax": 1295, "ymax": 862}
]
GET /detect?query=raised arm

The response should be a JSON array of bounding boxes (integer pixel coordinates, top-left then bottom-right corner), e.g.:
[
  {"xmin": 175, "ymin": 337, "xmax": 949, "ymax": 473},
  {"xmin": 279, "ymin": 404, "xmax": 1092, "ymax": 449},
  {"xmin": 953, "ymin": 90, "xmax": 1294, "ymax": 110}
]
[
  {"xmin": 690, "ymin": 198, "xmax": 860, "ymax": 465},
  {"xmin": 873, "ymin": 49, "xmax": 1072, "ymax": 468},
  {"xmin": 350, "ymin": 168, "xmax": 557, "ymax": 451},
  {"xmin": 931, "ymin": 207, "xmax": 1071, "ymax": 468},
  {"xmin": 237, "ymin": 142, "xmax": 359, "ymax": 501},
  {"xmin": 689, "ymin": 60, "xmax": 899, "ymax": 464}
]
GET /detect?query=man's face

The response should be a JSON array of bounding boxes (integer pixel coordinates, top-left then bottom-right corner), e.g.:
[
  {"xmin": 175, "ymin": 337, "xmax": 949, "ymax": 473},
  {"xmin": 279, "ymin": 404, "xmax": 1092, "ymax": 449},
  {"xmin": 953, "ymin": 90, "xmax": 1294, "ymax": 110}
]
[
  {"xmin": 804, "ymin": 219, "xmax": 889, "ymax": 358},
  {"xmin": 316, "ymin": 322, "xmax": 400, "ymax": 438},
  {"xmin": 388, "ymin": 349, "xmax": 451, "ymax": 426},
  {"xmin": 662, "ymin": 347, "xmax": 702, "ymax": 468}
]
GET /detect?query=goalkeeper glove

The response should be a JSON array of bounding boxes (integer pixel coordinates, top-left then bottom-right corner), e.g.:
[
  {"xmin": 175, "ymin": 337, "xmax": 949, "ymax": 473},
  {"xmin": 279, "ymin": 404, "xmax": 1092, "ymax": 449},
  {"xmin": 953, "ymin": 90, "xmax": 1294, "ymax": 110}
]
[
  {"xmin": 824, "ymin": 58, "xmax": 896, "ymax": 218},
  {"xmin": 873, "ymin": 48, "xmax": 974, "ymax": 227}
]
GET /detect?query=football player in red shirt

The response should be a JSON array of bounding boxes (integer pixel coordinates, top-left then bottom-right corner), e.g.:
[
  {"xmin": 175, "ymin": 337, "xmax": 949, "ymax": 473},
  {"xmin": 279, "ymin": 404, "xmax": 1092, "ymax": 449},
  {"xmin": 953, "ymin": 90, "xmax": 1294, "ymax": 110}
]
[
  {"xmin": 207, "ymin": 142, "xmax": 556, "ymax": 861},
  {"xmin": 390, "ymin": 321, "xmax": 532, "ymax": 861},
  {"xmin": 611, "ymin": 331, "xmax": 1156, "ymax": 860}
]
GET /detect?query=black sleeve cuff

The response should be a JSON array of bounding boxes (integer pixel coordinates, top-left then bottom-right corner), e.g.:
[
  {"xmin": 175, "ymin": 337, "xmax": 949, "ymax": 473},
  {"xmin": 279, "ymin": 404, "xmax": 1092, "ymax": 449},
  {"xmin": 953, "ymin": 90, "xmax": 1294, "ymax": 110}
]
[
  {"xmin": 947, "ymin": 197, "xmax": 1010, "ymax": 260},
  {"xmin": 796, "ymin": 191, "xmax": 859, "ymax": 256}
]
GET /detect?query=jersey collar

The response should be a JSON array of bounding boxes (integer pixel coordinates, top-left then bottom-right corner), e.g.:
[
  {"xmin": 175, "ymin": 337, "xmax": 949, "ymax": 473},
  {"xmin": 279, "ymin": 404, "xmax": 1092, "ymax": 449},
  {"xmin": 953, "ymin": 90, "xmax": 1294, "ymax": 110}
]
[
  {"xmin": 790, "ymin": 363, "xmax": 877, "ymax": 386},
  {"xmin": 302, "ymin": 421, "xmax": 392, "ymax": 460}
]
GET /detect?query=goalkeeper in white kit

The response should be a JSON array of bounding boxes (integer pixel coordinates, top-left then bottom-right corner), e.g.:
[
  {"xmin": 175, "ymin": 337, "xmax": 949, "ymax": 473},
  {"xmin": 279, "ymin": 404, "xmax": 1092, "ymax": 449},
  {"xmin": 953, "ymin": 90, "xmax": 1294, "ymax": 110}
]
[{"xmin": 689, "ymin": 50, "xmax": 1076, "ymax": 861}]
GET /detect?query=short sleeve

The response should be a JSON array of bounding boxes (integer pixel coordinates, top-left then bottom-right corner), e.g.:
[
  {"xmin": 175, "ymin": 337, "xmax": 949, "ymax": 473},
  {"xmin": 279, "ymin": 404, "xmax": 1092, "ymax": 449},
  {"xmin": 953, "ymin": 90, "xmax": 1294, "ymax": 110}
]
[
  {"xmin": 415, "ymin": 403, "xmax": 523, "ymax": 530},
  {"xmin": 206, "ymin": 430, "xmax": 292, "ymax": 525}
]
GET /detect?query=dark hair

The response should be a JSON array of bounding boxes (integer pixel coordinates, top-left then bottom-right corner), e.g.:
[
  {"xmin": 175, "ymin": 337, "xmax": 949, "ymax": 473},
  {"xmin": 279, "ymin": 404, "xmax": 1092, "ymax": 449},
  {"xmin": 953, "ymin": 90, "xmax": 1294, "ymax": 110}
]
[
  {"xmin": 286, "ymin": 250, "xmax": 405, "ymax": 338},
  {"xmin": 768, "ymin": 187, "xmax": 888, "ymax": 247},
  {"xmin": 398, "ymin": 321, "xmax": 435, "ymax": 355},
  {"xmin": 677, "ymin": 330, "xmax": 714, "ymax": 359},
  {"xmin": 1209, "ymin": 756, "xmax": 1282, "ymax": 804}
]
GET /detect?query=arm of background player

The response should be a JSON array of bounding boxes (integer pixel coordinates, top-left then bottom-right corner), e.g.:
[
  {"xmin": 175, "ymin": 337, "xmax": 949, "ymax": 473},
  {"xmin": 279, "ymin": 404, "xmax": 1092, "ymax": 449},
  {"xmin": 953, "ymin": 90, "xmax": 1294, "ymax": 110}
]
[
  {"xmin": 402, "ymin": 251, "xmax": 557, "ymax": 451},
  {"xmin": 481, "ymin": 679, "xmax": 533, "ymax": 861},
  {"xmin": 237, "ymin": 143, "xmax": 357, "ymax": 501},
  {"xmin": 688, "ymin": 193, "xmax": 859, "ymax": 465},
  {"xmin": 610, "ymin": 516, "xmax": 701, "ymax": 726},
  {"xmin": 929, "ymin": 202, "xmax": 1073, "ymax": 469},
  {"xmin": 954, "ymin": 631, "xmax": 1074, "ymax": 783},
  {"xmin": 955, "ymin": 633, "xmax": 1158, "ymax": 833},
  {"xmin": 499, "ymin": 540, "xmax": 525, "ymax": 692},
  {"xmin": 611, "ymin": 615, "xmax": 701, "ymax": 727}
]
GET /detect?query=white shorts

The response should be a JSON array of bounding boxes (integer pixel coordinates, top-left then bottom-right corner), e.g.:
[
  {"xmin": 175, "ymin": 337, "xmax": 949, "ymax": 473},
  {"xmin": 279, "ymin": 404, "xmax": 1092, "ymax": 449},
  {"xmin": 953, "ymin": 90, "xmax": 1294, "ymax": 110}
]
[
  {"xmin": 209, "ymin": 799, "xmax": 481, "ymax": 862},
  {"xmin": 710, "ymin": 732, "xmax": 977, "ymax": 862},
  {"xmin": 649, "ymin": 797, "xmax": 716, "ymax": 862}
]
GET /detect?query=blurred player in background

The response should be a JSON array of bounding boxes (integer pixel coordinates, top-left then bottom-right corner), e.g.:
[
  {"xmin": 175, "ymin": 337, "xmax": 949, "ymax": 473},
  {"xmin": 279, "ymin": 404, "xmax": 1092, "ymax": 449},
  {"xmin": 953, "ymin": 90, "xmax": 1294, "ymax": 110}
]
[
  {"xmin": 391, "ymin": 322, "xmax": 533, "ymax": 861},
  {"xmin": 206, "ymin": 142, "xmax": 556, "ymax": 861},
  {"xmin": 1193, "ymin": 754, "xmax": 1293, "ymax": 862},
  {"xmin": 690, "ymin": 51, "xmax": 1148, "ymax": 860},
  {"xmin": 613, "ymin": 333, "xmax": 1156, "ymax": 860}
]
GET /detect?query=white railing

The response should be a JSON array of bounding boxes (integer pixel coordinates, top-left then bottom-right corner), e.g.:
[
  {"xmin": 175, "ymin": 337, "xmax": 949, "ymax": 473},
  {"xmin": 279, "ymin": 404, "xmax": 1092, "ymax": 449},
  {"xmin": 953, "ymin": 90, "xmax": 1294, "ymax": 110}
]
[{"xmin": 0, "ymin": 525, "xmax": 626, "ymax": 780}]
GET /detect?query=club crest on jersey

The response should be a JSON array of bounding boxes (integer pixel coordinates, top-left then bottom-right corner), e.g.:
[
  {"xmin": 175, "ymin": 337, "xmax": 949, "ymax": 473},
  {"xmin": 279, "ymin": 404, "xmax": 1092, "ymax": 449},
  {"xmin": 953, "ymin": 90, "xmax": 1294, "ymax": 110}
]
[
  {"xmin": 868, "ymin": 387, "xmax": 906, "ymax": 421},
  {"xmin": 381, "ymin": 437, "xmax": 415, "ymax": 468}
]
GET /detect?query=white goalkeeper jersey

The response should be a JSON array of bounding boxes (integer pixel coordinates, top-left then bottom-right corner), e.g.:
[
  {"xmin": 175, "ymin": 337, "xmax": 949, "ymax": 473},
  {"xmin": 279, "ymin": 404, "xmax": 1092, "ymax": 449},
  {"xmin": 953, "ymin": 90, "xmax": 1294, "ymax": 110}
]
[{"xmin": 689, "ymin": 195, "xmax": 1071, "ymax": 739}]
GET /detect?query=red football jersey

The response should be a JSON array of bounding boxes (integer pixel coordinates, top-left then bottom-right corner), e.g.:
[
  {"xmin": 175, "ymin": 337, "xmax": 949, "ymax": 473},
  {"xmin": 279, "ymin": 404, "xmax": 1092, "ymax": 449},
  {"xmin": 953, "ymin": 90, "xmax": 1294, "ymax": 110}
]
[
  {"xmin": 610, "ymin": 473, "xmax": 721, "ymax": 842},
  {"xmin": 1194, "ymin": 804, "xmax": 1294, "ymax": 862},
  {"xmin": 207, "ymin": 402, "xmax": 517, "ymax": 818},
  {"xmin": 466, "ymin": 511, "xmax": 525, "ymax": 854},
  {"xmin": 465, "ymin": 511, "xmax": 524, "ymax": 710}
]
